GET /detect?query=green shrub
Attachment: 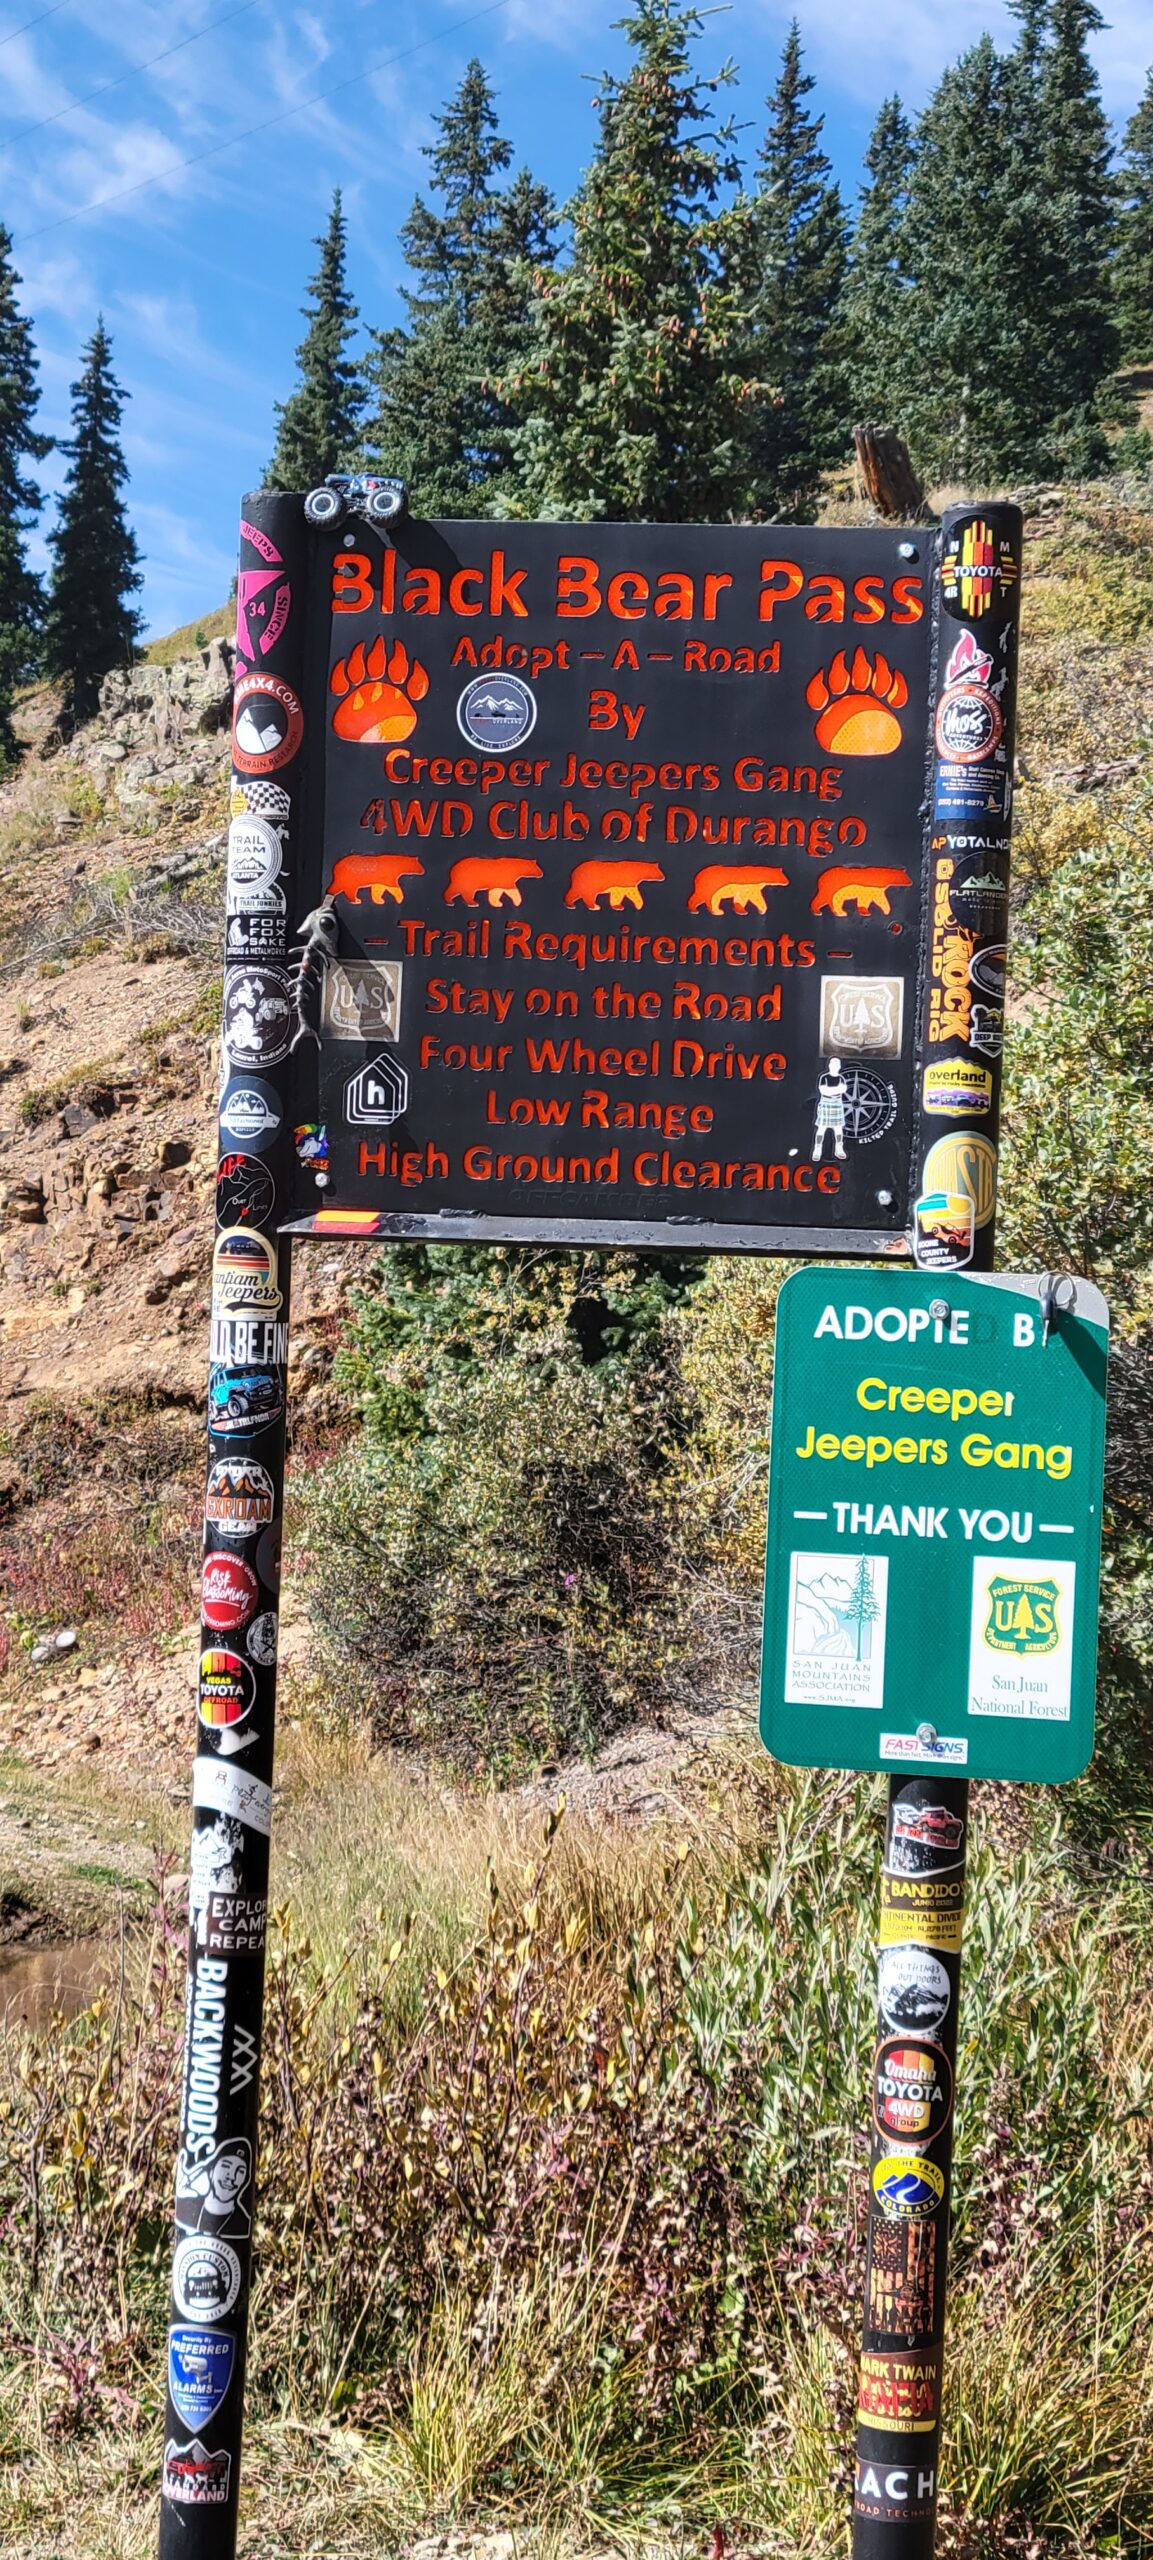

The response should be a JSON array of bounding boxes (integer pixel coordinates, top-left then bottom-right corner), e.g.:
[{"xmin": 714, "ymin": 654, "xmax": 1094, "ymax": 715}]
[{"xmin": 300, "ymin": 1245, "xmax": 702, "ymax": 1772}]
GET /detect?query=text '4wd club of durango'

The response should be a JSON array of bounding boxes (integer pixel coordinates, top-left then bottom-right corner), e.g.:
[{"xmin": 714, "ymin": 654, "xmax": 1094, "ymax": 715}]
[{"xmin": 223, "ymin": 508, "xmax": 1020, "ymax": 1254}]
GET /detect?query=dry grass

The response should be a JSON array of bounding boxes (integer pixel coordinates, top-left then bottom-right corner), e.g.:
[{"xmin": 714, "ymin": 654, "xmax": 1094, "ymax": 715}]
[
  {"xmin": 2, "ymin": 1751, "xmax": 1151, "ymax": 2560},
  {"xmin": 142, "ymin": 602, "xmax": 232, "ymax": 667}
]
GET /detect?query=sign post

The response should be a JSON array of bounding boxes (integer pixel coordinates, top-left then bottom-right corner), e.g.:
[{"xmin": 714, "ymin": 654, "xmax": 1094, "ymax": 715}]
[
  {"xmin": 760, "ymin": 1262, "xmax": 1109, "ymax": 2547},
  {"xmin": 157, "ymin": 488, "xmax": 1097, "ymax": 2553},
  {"xmin": 158, "ymin": 494, "xmax": 306, "ymax": 2547}
]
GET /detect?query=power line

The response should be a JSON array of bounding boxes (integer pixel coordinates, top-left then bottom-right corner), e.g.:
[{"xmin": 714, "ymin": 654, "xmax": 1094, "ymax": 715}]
[
  {"xmin": 14, "ymin": 0, "xmax": 509, "ymax": 244},
  {"xmin": 0, "ymin": 0, "xmax": 69, "ymax": 50},
  {"xmin": 3, "ymin": 0, "xmax": 265, "ymax": 149}
]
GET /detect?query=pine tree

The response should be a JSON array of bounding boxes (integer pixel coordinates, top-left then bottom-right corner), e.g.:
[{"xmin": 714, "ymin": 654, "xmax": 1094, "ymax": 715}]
[
  {"xmin": 842, "ymin": 96, "xmax": 915, "ymax": 429},
  {"xmin": 1033, "ymin": 0, "xmax": 1117, "ymax": 468},
  {"xmin": 500, "ymin": 0, "xmax": 770, "ymax": 521},
  {"xmin": 266, "ymin": 190, "xmax": 365, "ymax": 490},
  {"xmin": 893, "ymin": 38, "xmax": 1029, "ymax": 482},
  {"xmin": 847, "ymin": 1555, "xmax": 880, "ymax": 1660},
  {"xmin": 41, "ymin": 320, "xmax": 143, "ymax": 726},
  {"xmin": 747, "ymin": 24, "xmax": 850, "ymax": 519},
  {"xmin": 1114, "ymin": 65, "xmax": 1153, "ymax": 360},
  {"xmin": 0, "ymin": 224, "xmax": 50, "ymax": 771},
  {"xmin": 367, "ymin": 62, "xmax": 554, "ymax": 516}
]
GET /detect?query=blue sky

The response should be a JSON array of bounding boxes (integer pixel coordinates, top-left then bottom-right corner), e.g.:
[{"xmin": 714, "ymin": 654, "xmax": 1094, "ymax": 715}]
[{"xmin": 5, "ymin": 0, "xmax": 1149, "ymax": 638}]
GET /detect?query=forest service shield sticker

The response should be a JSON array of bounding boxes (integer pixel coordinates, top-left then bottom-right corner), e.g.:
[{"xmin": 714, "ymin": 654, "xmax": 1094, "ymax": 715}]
[{"xmin": 967, "ymin": 1556, "xmax": 1076, "ymax": 1721}]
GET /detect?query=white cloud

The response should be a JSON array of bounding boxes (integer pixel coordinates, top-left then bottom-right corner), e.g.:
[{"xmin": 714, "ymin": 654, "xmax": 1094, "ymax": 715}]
[
  {"xmin": 783, "ymin": 0, "xmax": 1148, "ymax": 117},
  {"xmin": 501, "ymin": 0, "xmax": 588, "ymax": 55}
]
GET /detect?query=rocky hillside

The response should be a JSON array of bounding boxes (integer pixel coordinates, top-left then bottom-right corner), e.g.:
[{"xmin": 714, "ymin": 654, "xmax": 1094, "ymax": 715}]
[{"xmin": 0, "ymin": 643, "xmax": 355, "ymax": 1790}]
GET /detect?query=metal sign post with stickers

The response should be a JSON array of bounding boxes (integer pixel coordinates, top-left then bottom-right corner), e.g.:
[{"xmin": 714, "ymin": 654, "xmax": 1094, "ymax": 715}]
[
  {"xmin": 160, "ymin": 495, "xmax": 1031, "ymax": 2554},
  {"xmin": 761, "ymin": 1264, "xmax": 1108, "ymax": 2557}
]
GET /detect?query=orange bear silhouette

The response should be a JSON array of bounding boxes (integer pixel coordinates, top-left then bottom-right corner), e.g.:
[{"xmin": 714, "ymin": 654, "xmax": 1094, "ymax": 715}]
[
  {"xmin": 809, "ymin": 865, "xmax": 912, "ymax": 918},
  {"xmin": 326, "ymin": 852, "xmax": 426, "ymax": 906},
  {"xmin": 688, "ymin": 865, "xmax": 789, "ymax": 916},
  {"xmin": 444, "ymin": 857, "xmax": 543, "ymax": 909},
  {"xmin": 564, "ymin": 859, "xmax": 665, "ymax": 912}
]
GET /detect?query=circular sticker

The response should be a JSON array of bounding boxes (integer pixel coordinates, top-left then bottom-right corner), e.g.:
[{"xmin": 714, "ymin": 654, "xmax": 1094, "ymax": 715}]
[
  {"xmin": 246, "ymin": 1610, "xmax": 278, "ymax": 1668},
  {"xmin": 199, "ymin": 1647, "xmax": 256, "ymax": 1728},
  {"xmin": 255, "ymin": 1520, "xmax": 282, "ymax": 1592},
  {"xmin": 878, "ymin": 1945, "xmax": 951, "ymax": 2036},
  {"xmin": 840, "ymin": 1067, "xmax": 898, "ymax": 1146},
  {"xmin": 872, "ymin": 2155, "xmax": 947, "ymax": 2222},
  {"xmin": 232, "ymin": 673, "xmax": 304, "ymax": 775},
  {"xmin": 205, "ymin": 1459, "xmax": 276, "ymax": 1535},
  {"xmin": 230, "ymin": 773, "xmax": 290, "ymax": 824},
  {"xmin": 219, "ymin": 1081, "xmax": 282, "ymax": 1151},
  {"xmin": 872, "ymin": 2038, "xmax": 953, "ymax": 2146},
  {"xmin": 216, "ymin": 1155, "xmax": 276, "ymax": 1229},
  {"xmin": 920, "ymin": 1131, "xmax": 998, "ymax": 1230},
  {"xmin": 969, "ymin": 944, "xmax": 1007, "ymax": 1003},
  {"xmin": 172, "ymin": 2234, "xmax": 242, "ymax": 2322},
  {"xmin": 212, "ymin": 1230, "xmax": 281, "ymax": 1315},
  {"xmin": 456, "ymin": 673, "xmax": 537, "ymax": 751},
  {"xmin": 935, "ymin": 684, "xmax": 1002, "ymax": 765},
  {"xmin": 201, "ymin": 1554, "xmax": 260, "ymax": 1634},
  {"xmin": 222, "ymin": 968, "xmax": 293, "ymax": 1070},
  {"xmin": 226, "ymin": 875, "xmax": 287, "ymax": 923},
  {"xmin": 228, "ymin": 817, "xmax": 283, "ymax": 893}
]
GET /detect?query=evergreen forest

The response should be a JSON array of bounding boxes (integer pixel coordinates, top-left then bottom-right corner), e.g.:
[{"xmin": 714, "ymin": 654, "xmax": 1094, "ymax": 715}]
[{"xmin": 3, "ymin": 1, "xmax": 1153, "ymax": 765}]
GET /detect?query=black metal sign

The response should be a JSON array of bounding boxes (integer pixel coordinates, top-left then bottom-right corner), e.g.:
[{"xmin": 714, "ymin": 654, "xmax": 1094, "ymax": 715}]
[
  {"xmin": 270, "ymin": 514, "xmax": 949, "ymax": 1252},
  {"xmin": 159, "ymin": 494, "xmax": 1023, "ymax": 2560}
]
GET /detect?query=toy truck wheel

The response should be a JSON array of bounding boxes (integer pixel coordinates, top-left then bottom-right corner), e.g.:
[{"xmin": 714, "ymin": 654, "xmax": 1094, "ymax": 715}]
[
  {"xmin": 304, "ymin": 485, "xmax": 343, "ymax": 526},
  {"xmin": 365, "ymin": 481, "xmax": 406, "ymax": 525}
]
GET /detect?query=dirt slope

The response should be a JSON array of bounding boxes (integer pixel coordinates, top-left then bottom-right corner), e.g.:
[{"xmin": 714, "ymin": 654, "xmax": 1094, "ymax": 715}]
[{"xmin": 0, "ymin": 646, "xmax": 357, "ymax": 1825}]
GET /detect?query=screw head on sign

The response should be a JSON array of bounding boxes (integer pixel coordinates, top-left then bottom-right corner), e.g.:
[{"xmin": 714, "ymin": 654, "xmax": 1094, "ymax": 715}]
[
  {"xmin": 929, "ymin": 1299, "xmax": 949, "ymax": 1323},
  {"xmin": 897, "ymin": 542, "xmax": 919, "ymax": 559},
  {"xmin": 916, "ymin": 1722, "xmax": 938, "ymax": 1747},
  {"xmin": 876, "ymin": 1189, "xmax": 893, "ymax": 1206}
]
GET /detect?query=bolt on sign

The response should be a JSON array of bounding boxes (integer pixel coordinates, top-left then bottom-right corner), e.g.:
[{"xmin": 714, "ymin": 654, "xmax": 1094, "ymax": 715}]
[
  {"xmin": 760, "ymin": 1268, "xmax": 1109, "ymax": 1783},
  {"xmin": 257, "ymin": 511, "xmax": 1021, "ymax": 1255}
]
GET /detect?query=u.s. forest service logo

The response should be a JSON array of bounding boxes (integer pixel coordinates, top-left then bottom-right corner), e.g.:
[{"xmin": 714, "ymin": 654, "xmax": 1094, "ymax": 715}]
[{"xmin": 983, "ymin": 1575, "xmax": 1061, "ymax": 1657}]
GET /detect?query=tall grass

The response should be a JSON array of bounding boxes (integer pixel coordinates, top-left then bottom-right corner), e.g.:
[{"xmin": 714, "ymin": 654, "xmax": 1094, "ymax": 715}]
[{"xmin": 1, "ymin": 1765, "xmax": 1150, "ymax": 2558}]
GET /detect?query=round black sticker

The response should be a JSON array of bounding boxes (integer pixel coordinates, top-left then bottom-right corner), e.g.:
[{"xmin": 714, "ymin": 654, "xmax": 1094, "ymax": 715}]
[{"xmin": 215, "ymin": 1154, "xmax": 276, "ymax": 1227}]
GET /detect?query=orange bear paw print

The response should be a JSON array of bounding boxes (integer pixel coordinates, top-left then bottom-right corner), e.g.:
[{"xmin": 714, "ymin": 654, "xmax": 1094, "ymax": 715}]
[
  {"xmin": 330, "ymin": 636, "xmax": 429, "ymax": 742},
  {"xmin": 805, "ymin": 647, "xmax": 907, "ymax": 755}
]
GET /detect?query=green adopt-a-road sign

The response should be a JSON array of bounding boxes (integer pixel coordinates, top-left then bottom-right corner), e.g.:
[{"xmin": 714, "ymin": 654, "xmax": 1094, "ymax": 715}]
[{"xmin": 760, "ymin": 1268, "xmax": 1109, "ymax": 1784}]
